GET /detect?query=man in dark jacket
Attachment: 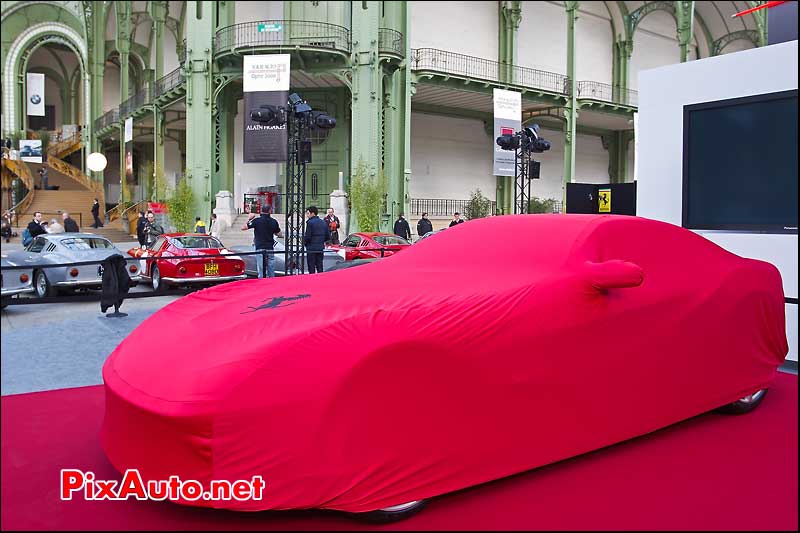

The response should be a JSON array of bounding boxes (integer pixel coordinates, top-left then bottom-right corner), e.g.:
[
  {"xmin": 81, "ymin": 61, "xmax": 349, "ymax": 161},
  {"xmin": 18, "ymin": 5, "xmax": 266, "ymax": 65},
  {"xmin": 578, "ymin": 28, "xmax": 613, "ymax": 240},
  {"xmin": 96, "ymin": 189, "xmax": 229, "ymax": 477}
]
[
  {"xmin": 27, "ymin": 211, "xmax": 47, "ymax": 238},
  {"xmin": 303, "ymin": 206, "xmax": 329, "ymax": 274},
  {"xmin": 416, "ymin": 212, "xmax": 433, "ymax": 240},
  {"xmin": 449, "ymin": 212, "xmax": 465, "ymax": 228},
  {"xmin": 143, "ymin": 211, "xmax": 165, "ymax": 247},
  {"xmin": 323, "ymin": 208, "xmax": 341, "ymax": 245},
  {"xmin": 135, "ymin": 211, "xmax": 147, "ymax": 246},
  {"xmin": 91, "ymin": 198, "xmax": 103, "ymax": 228},
  {"xmin": 393, "ymin": 213, "xmax": 411, "ymax": 241},
  {"xmin": 62, "ymin": 211, "xmax": 80, "ymax": 233}
]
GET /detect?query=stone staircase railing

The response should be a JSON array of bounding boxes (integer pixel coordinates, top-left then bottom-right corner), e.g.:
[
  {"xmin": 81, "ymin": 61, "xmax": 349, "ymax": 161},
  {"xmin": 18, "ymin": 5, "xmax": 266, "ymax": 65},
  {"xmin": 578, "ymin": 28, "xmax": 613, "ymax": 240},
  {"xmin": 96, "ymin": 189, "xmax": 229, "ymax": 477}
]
[{"xmin": 46, "ymin": 156, "xmax": 104, "ymax": 207}]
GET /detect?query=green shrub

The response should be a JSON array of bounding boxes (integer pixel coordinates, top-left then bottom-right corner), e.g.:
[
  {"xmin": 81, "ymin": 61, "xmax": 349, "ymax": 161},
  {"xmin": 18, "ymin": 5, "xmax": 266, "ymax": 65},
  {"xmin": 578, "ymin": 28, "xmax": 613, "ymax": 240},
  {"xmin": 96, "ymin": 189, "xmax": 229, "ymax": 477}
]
[
  {"xmin": 529, "ymin": 196, "xmax": 558, "ymax": 214},
  {"xmin": 166, "ymin": 177, "xmax": 194, "ymax": 232},
  {"xmin": 465, "ymin": 188, "xmax": 492, "ymax": 220},
  {"xmin": 348, "ymin": 161, "xmax": 385, "ymax": 232}
]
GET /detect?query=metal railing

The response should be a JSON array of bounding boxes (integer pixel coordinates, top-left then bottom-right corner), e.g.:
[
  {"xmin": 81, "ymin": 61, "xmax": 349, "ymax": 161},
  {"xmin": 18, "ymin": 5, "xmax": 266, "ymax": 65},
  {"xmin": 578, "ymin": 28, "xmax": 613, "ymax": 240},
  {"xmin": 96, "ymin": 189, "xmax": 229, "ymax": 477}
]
[
  {"xmin": 215, "ymin": 20, "xmax": 351, "ymax": 56},
  {"xmin": 243, "ymin": 193, "xmax": 331, "ymax": 215},
  {"xmin": 410, "ymin": 48, "xmax": 569, "ymax": 95},
  {"xmin": 153, "ymin": 67, "xmax": 184, "ymax": 98},
  {"xmin": 94, "ymin": 108, "xmax": 119, "ymax": 131},
  {"xmin": 1, "ymin": 157, "xmax": 35, "ymax": 219},
  {"xmin": 47, "ymin": 131, "xmax": 83, "ymax": 159},
  {"xmin": 378, "ymin": 28, "xmax": 404, "ymax": 56},
  {"xmin": 120, "ymin": 85, "xmax": 151, "ymax": 117},
  {"xmin": 411, "ymin": 198, "xmax": 497, "ymax": 217},
  {"xmin": 576, "ymin": 81, "xmax": 638, "ymax": 107}
]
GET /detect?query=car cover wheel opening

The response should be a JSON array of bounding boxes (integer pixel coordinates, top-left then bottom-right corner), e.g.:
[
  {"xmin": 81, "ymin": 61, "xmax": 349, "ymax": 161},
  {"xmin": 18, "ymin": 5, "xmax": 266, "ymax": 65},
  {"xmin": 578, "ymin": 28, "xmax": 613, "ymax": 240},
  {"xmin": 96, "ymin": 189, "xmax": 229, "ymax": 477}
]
[
  {"xmin": 715, "ymin": 388, "xmax": 768, "ymax": 415},
  {"xmin": 355, "ymin": 499, "xmax": 427, "ymax": 523}
]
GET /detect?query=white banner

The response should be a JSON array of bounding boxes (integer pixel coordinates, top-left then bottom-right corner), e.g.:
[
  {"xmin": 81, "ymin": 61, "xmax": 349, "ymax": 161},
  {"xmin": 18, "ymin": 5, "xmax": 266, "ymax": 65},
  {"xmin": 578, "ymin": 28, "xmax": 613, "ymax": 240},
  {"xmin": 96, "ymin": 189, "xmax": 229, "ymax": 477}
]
[
  {"xmin": 243, "ymin": 54, "xmax": 290, "ymax": 93},
  {"xmin": 493, "ymin": 89, "xmax": 522, "ymax": 177},
  {"xmin": 124, "ymin": 117, "xmax": 133, "ymax": 143},
  {"xmin": 26, "ymin": 73, "xmax": 45, "ymax": 116}
]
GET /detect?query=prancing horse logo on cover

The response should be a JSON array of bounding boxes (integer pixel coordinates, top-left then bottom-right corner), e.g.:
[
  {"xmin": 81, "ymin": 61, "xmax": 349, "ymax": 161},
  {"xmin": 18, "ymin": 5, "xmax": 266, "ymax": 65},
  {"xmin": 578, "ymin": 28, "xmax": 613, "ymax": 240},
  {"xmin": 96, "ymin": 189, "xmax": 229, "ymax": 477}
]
[{"xmin": 241, "ymin": 294, "xmax": 311, "ymax": 314}]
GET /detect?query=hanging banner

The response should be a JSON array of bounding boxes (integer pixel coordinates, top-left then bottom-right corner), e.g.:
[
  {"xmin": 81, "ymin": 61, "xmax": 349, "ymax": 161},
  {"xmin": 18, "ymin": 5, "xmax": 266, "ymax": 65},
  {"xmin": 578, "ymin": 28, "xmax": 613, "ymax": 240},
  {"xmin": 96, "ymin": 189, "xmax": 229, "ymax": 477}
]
[
  {"xmin": 19, "ymin": 139, "xmax": 43, "ymax": 163},
  {"xmin": 243, "ymin": 54, "xmax": 290, "ymax": 163},
  {"xmin": 493, "ymin": 88, "xmax": 521, "ymax": 177},
  {"xmin": 124, "ymin": 117, "xmax": 133, "ymax": 143},
  {"xmin": 26, "ymin": 73, "xmax": 45, "ymax": 116}
]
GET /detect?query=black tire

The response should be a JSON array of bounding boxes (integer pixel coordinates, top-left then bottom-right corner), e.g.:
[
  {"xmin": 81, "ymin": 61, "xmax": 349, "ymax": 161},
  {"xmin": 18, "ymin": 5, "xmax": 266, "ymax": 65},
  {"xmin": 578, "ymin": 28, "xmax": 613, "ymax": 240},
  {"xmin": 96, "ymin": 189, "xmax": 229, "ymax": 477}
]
[
  {"xmin": 151, "ymin": 266, "xmax": 167, "ymax": 294},
  {"xmin": 353, "ymin": 500, "xmax": 427, "ymax": 523},
  {"xmin": 34, "ymin": 270, "xmax": 57, "ymax": 298},
  {"xmin": 715, "ymin": 389, "xmax": 768, "ymax": 415}
]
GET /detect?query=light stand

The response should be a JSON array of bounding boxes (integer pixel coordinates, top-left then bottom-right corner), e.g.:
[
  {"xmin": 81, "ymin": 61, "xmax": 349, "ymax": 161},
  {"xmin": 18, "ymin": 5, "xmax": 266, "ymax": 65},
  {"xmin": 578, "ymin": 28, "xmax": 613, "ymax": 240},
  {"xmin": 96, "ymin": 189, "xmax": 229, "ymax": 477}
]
[
  {"xmin": 251, "ymin": 93, "xmax": 336, "ymax": 275},
  {"xmin": 496, "ymin": 125, "xmax": 551, "ymax": 214}
]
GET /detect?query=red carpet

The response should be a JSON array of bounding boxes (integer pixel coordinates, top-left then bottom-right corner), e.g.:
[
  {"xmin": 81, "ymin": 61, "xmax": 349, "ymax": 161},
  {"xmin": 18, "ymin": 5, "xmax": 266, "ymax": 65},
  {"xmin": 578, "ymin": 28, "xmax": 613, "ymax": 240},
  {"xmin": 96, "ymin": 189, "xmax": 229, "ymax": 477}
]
[{"xmin": 2, "ymin": 373, "xmax": 797, "ymax": 531}]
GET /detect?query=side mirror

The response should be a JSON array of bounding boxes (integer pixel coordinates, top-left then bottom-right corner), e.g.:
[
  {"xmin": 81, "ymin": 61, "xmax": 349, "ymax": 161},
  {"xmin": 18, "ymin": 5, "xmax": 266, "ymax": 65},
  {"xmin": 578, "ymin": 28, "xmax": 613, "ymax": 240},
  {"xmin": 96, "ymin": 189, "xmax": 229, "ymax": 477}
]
[{"xmin": 582, "ymin": 260, "xmax": 644, "ymax": 292}]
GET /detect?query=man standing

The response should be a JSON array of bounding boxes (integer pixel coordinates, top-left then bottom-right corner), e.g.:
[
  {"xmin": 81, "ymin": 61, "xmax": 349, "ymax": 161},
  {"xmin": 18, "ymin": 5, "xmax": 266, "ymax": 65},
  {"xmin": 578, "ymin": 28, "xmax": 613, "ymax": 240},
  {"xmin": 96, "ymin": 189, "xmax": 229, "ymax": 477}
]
[
  {"xmin": 323, "ymin": 207, "xmax": 341, "ymax": 245},
  {"xmin": 393, "ymin": 213, "xmax": 411, "ymax": 241},
  {"xmin": 209, "ymin": 213, "xmax": 221, "ymax": 238},
  {"xmin": 303, "ymin": 206, "xmax": 328, "ymax": 274},
  {"xmin": 241, "ymin": 204, "xmax": 282, "ymax": 278},
  {"xmin": 449, "ymin": 212, "xmax": 465, "ymax": 228},
  {"xmin": 416, "ymin": 212, "xmax": 433, "ymax": 240},
  {"xmin": 91, "ymin": 198, "xmax": 103, "ymax": 228},
  {"xmin": 194, "ymin": 217, "xmax": 207, "ymax": 234},
  {"xmin": 62, "ymin": 211, "xmax": 80, "ymax": 233},
  {"xmin": 135, "ymin": 211, "xmax": 147, "ymax": 246},
  {"xmin": 143, "ymin": 210, "xmax": 164, "ymax": 248},
  {"xmin": 27, "ymin": 212, "xmax": 47, "ymax": 237}
]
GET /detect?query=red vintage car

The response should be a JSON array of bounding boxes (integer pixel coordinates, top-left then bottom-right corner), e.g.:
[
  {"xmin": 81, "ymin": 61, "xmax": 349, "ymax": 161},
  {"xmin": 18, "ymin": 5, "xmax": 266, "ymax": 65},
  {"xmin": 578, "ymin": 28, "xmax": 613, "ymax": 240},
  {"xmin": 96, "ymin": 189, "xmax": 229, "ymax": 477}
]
[
  {"xmin": 127, "ymin": 233, "xmax": 246, "ymax": 293},
  {"xmin": 328, "ymin": 232, "xmax": 411, "ymax": 261}
]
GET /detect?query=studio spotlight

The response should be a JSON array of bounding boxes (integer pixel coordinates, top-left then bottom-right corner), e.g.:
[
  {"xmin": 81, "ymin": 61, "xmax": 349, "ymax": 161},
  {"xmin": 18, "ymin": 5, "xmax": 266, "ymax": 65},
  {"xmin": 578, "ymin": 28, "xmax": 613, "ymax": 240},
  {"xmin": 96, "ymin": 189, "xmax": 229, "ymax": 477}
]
[
  {"xmin": 250, "ymin": 105, "xmax": 287, "ymax": 127},
  {"xmin": 496, "ymin": 133, "xmax": 520, "ymax": 151},
  {"xmin": 310, "ymin": 110, "xmax": 337, "ymax": 129}
]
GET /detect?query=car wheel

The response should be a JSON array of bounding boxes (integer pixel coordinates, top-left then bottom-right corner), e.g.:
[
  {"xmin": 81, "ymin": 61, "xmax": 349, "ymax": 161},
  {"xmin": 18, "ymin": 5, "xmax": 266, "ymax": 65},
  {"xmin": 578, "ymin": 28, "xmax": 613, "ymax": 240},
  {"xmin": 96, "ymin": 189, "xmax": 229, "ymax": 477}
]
[
  {"xmin": 715, "ymin": 389, "xmax": 768, "ymax": 415},
  {"xmin": 354, "ymin": 500, "xmax": 427, "ymax": 523},
  {"xmin": 34, "ymin": 270, "xmax": 57, "ymax": 298},
  {"xmin": 151, "ymin": 266, "xmax": 166, "ymax": 294}
]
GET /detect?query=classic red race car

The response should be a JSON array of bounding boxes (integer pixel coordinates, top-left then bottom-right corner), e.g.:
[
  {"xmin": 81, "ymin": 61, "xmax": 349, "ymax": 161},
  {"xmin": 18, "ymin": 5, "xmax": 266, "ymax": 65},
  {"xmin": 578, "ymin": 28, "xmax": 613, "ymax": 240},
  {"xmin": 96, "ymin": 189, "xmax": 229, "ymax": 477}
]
[
  {"xmin": 103, "ymin": 215, "xmax": 787, "ymax": 521},
  {"xmin": 127, "ymin": 233, "xmax": 246, "ymax": 292},
  {"xmin": 328, "ymin": 232, "xmax": 411, "ymax": 260}
]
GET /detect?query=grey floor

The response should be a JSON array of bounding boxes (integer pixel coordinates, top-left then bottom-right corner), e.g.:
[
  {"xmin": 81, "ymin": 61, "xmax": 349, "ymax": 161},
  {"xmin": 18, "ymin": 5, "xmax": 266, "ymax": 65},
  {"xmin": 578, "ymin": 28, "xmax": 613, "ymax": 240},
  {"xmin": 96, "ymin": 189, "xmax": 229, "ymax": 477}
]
[{"xmin": 1, "ymin": 294, "xmax": 181, "ymax": 395}]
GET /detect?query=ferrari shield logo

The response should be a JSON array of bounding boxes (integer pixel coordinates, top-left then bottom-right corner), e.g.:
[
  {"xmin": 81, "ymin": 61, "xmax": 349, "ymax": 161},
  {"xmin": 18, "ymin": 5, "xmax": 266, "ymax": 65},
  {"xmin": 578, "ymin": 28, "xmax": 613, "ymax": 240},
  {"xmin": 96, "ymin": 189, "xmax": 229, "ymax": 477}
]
[{"xmin": 598, "ymin": 189, "xmax": 611, "ymax": 213}]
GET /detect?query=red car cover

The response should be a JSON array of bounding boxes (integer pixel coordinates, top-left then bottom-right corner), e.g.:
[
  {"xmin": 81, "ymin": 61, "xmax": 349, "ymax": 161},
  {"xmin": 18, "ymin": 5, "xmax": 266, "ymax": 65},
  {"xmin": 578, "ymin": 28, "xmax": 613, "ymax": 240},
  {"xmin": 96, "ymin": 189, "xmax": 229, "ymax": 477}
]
[{"xmin": 101, "ymin": 215, "xmax": 787, "ymax": 513}]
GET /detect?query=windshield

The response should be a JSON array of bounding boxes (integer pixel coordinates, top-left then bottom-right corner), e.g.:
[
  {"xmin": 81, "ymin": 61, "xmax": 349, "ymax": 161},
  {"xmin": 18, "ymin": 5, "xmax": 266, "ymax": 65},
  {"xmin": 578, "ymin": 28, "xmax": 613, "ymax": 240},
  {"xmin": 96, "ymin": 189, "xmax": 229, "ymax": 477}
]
[
  {"xmin": 173, "ymin": 236, "xmax": 223, "ymax": 249},
  {"xmin": 60, "ymin": 237, "xmax": 114, "ymax": 250},
  {"xmin": 372, "ymin": 235, "xmax": 409, "ymax": 246}
]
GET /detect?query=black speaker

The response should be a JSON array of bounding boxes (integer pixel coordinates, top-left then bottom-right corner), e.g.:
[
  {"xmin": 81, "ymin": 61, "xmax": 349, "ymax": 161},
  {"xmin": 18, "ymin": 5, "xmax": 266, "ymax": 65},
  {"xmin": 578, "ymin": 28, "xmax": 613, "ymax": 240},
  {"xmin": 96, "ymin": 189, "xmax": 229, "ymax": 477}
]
[
  {"xmin": 298, "ymin": 140, "xmax": 312, "ymax": 164},
  {"xmin": 529, "ymin": 160, "xmax": 541, "ymax": 179}
]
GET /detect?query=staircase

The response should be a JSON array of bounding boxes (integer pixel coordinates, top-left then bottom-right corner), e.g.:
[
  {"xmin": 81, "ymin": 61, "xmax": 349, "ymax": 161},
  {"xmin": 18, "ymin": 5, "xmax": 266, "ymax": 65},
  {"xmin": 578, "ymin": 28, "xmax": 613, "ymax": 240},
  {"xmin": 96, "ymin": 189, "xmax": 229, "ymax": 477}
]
[
  {"xmin": 4, "ymin": 131, "xmax": 105, "ymax": 231},
  {"xmin": 217, "ymin": 213, "xmax": 287, "ymax": 248}
]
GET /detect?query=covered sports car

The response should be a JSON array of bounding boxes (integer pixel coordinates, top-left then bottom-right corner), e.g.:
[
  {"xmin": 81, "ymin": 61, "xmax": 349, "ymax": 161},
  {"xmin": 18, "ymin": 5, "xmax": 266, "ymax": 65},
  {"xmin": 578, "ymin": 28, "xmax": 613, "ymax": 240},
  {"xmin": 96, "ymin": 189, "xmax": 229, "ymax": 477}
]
[{"xmin": 101, "ymin": 215, "xmax": 787, "ymax": 519}]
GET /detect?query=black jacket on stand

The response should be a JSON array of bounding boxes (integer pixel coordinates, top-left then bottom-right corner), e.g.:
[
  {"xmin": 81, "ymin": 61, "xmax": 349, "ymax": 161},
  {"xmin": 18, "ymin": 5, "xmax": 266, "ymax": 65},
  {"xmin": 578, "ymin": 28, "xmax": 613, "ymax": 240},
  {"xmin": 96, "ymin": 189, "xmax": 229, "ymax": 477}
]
[{"xmin": 100, "ymin": 254, "xmax": 131, "ymax": 313}]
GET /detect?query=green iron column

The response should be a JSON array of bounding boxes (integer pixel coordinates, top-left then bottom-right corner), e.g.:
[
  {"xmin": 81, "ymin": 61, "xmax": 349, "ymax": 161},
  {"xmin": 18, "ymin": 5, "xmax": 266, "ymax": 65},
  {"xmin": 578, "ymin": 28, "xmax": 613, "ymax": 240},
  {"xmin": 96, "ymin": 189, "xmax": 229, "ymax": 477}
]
[
  {"xmin": 676, "ymin": 1, "xmax": 695, "ymax": 62},
  {"xmin": 211, "ymin": 1, "xmax": 235, "ymax": 200},
  {"xmin": 118, "ymin": 1, "xmax": 133, "ymax": 205},
  {"xmin": 349, "ymin": 0, "xmax": 383, "ymax": 232},
  {"xmin": 89, "ymin": 3, "xmax": 106, "ymax": 155},
  {"xmin": 563, "ymin": 1, "xmax": 579, "ymax": 203},
  {"xmin": 184, "ymin": 1, "xmax": 216, "ymax": 220},
  {"xmin": 496, "ymin": 1, "xmax": 522, "ymax": 215},
  {"xmin": 151, "ymin": 1, "xmax": 168, "ymax": 80},
  {"xmin": 602, "ymin": 130, "xmax": 631, "ymax": 183}
]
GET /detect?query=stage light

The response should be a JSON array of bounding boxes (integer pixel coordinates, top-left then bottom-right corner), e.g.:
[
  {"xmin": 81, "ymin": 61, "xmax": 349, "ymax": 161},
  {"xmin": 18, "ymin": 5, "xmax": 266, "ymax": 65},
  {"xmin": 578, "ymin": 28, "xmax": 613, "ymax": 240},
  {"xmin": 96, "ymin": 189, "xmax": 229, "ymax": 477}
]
[
  {"xmin": 496, "ymin": 133, "xmax": 520, "ymax": 151},
  {"xmin": 250, "ymin": 105, "xmax": 287, "ymax": 127},
  {"xmin": 86, "ymin": 152, "xmax": 108, "ymax": 172},
  {"xmin": 310, "ymin": 111, "xmax": 336, "ymax": 129}
]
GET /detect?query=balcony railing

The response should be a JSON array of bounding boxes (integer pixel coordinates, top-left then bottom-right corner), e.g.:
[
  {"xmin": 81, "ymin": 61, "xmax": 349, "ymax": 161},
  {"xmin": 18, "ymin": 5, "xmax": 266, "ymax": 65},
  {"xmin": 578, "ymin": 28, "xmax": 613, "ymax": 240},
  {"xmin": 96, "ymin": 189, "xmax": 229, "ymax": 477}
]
[
  {"xmin": 94, "ymin": 109, "xmax": 119, "ymax": 131},
  {"xmin": 378, "ymin": 28, "xmax": 404, "ymax": 56},
  {"xmin": 120, "ymin": 85, "xmax": 151, "ymax": 117},
  {"xmin": 153, "ymin": 67, "xmax": 184, "ymax": 98},
  {"xmin": 215, "ymin": 20, "xmax": 351, "ymax": 56},
  {"xmin": 410, "ymin": 48, "xmax": 569, "ymax": 95},
  {"xmin": 576, "ymin": 81, "xmax": 638, "ymax": 107},
  {"xmin": 411, "ymin": 198, "xmax": 497, "ymax": 217}
]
